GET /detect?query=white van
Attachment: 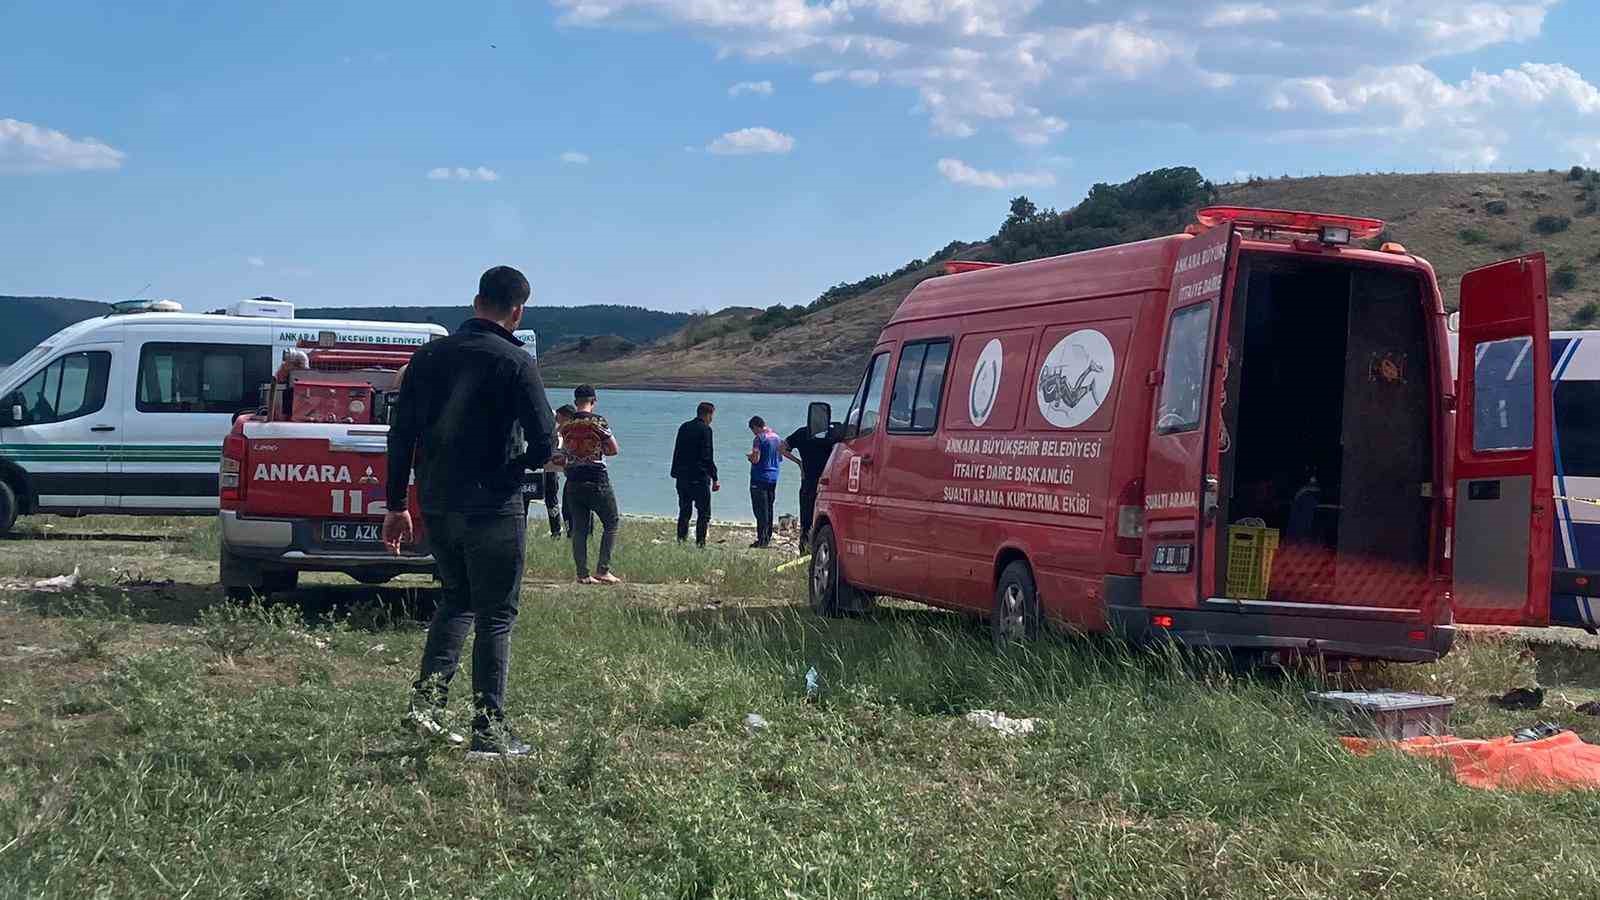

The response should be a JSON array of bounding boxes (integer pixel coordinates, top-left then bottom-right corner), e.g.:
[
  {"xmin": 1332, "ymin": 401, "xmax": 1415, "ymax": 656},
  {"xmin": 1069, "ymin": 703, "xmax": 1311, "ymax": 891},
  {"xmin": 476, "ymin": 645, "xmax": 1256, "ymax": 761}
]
[{"xmin": 0, "ymin": 299, "xmax": 445, "ymax": 534}]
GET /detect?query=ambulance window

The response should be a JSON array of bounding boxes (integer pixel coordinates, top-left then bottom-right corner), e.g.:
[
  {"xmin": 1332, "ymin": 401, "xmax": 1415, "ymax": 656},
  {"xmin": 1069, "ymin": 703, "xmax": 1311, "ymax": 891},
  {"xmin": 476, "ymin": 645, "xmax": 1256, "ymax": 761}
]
[
  {"xmin": 1472, "ymin": 336, "xmax": 1535, "ymax": 452},
  {"xmin": 7, "ymin": 352, "xmax": 111, "ymax": 425},
  {"xmin": 888, "ymin": 340, "xmax": 951, "ymax": 434},
  {"xmin": 137, "ymin": 343, "xmax": 272, "ymax": 414},
  {"xmin": 1157, "ymin": 304, "xmax": 1212, "ymax": 434},
  {"xmin": 846, "ymin": 352, "xmax": 890, "ymax": 439},
  {"xmin": 1556, "ymin": 381, "xmax": 1600, "ymax": 476}
]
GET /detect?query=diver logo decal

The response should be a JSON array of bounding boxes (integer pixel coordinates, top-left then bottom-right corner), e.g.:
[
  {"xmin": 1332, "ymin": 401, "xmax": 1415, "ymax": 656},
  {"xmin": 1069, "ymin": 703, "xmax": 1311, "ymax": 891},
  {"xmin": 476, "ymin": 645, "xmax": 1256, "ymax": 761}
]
[
  {"xmin": 1036, "ymin": 329, "xmax": 1116, "ymax": 429},
  {"xmin": 969, "ymin": 338, "xmax": 1003, "ymax": 426}
]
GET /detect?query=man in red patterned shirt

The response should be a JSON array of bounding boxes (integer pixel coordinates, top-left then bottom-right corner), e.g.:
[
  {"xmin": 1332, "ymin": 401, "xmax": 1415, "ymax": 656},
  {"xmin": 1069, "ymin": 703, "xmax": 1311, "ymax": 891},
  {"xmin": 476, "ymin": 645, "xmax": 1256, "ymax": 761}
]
[{"xmin": 555, "ymin": 385, "xmax": 621, "ymax": 584}]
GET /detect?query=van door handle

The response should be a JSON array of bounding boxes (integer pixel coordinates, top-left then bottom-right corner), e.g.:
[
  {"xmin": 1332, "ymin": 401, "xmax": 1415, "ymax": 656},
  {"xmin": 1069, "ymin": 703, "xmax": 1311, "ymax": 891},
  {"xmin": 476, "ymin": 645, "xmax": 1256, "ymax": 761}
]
[{"xmin": 90, "ymin": 425, "xmax": 116, "ymax": 433}]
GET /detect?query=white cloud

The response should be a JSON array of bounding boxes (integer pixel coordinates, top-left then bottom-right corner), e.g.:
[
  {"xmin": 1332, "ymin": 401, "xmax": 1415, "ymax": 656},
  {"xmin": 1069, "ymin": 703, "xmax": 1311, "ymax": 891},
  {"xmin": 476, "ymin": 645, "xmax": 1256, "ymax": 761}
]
[
  {"xmin": 729, "ymin": 80, "xmax": 776, "ymax": 96},
  {"xmin": 937, "ymin": 157, "xmax": 1054, "ymax": 190},
  {"xmin": 561, "ymin": 150, "xmax": 591, "ymax": 164},
  {"xmin": 545, "ymin": 0, "xmax": 1593, "ymax": 161},
  {"xmin": 247, "ymin": 256, "xmax": 265, "ymax": 268},
  {"xmin": 427, "ymin": 166, "xmax": 500, "ymax": 181},
  {"xmin": 707, "ymin": 126, "xmax": 796, "ymax": 155},
  {"xmin": 0, "ymin": 118, "xmax": 125, "ymax": 174}
]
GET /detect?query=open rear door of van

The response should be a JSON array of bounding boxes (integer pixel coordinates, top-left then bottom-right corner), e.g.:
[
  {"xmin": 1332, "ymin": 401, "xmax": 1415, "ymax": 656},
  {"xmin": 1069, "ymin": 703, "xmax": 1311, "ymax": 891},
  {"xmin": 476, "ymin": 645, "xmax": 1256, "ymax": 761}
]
[
  {"xmin": 1139, "ymin": 222, "xmax": 1238, "ymax": 611},
  {"xmin": 1452, "ymin": 254, "xmax": 1553, "ymax": 627}
]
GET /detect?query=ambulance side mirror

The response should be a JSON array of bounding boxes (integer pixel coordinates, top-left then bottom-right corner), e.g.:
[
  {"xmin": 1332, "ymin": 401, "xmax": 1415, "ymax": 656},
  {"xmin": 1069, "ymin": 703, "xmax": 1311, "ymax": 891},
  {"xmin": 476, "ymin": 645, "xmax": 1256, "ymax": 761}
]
[
  {"xmin": 5, "ymin": 404, "xmax": 19, "ymax": 426},
  {"xmin": 3, "ymin": 392, "xmax": 22, "ymax": 426},
  {"xmin": 807, "ymin": 401, "xmax": 832, "ymax": 438}
]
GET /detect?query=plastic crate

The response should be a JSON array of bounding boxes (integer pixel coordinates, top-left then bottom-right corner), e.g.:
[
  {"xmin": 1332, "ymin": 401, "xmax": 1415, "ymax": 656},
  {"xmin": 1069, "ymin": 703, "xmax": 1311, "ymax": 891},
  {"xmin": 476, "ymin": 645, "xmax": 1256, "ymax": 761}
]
[
  {"xmin": 1308, "ymin": 691, "xmax": 1455, "ymax": 739},
  {"xmin": 1225, "ymin": 524, "xmax": 1280, "ymax": 599}
]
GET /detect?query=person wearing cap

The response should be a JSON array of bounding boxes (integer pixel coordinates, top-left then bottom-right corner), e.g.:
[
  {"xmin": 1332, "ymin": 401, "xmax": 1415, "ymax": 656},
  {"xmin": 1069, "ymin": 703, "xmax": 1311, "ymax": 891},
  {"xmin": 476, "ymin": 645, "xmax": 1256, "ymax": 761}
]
[
  {"xmin": 383, "ymin": 265, "xmax": 555, "ymax": 759},
  {"xmin": 556, "ymin": 385, "xmax": 621, "ymax": 584}
]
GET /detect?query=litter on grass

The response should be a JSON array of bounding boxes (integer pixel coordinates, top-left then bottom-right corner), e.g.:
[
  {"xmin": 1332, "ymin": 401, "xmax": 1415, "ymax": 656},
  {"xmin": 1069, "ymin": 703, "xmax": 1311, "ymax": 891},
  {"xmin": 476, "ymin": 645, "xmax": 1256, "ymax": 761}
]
[
  {"xmin": 964, "ymin": 709, "xmax": 1040, "ymax": 737},
  {"xmin": 1344, "ymin": 730, "xmax": 1600, "ymax": 791}
]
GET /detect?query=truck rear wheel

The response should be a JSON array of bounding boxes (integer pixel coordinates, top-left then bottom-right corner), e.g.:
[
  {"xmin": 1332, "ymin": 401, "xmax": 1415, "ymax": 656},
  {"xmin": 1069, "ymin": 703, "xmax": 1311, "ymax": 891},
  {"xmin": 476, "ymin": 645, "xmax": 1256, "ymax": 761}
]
[
  {"xmin": 992, "ymin": 560, "xmax": 1041, "ymax": 652},
  {"xmin": 809, "ymin": 524, "xmax": 866, "ymax": 617},
  {"xmin": 0, "ymin": 479, "xmax": 16, "ymax": 537}
]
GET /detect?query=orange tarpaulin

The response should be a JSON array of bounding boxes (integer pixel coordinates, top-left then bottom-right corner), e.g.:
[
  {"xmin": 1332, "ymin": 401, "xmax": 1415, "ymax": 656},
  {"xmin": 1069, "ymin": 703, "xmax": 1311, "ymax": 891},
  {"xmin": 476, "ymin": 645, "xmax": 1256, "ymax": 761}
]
[{"xmin": 1343, "ymin": 731, "xmax": 1600, "ymax": 792}]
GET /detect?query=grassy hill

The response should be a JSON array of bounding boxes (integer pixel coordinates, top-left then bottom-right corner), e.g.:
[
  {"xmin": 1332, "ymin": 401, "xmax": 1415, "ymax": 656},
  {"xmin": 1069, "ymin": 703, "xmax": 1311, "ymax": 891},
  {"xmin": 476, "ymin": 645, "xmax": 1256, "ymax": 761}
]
[
  {"xmin": 551, "ymin": 166, "xmax": 1600, "ymax": 392},
  {"xmin": 0, "ymin": 298, "xmax": 690, "ymax": 365}
]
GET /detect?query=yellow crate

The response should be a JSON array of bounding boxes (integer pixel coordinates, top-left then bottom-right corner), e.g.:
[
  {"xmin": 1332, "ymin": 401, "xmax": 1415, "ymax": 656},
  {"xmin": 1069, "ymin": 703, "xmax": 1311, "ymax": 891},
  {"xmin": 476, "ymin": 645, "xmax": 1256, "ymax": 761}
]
[{"xmin": 1226, "ymin": 525, "xmax": 1280, "ymax": 600}]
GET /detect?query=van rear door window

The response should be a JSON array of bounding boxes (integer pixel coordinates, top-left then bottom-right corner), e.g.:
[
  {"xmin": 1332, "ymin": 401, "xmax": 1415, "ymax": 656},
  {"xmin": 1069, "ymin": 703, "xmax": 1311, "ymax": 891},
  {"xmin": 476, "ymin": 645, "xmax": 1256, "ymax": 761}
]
[
  {"xmin": 1157, "ymin": 304, "xmax": 1213, "ymax": 434},
  {"xmin": 136, "ymin": 343, "xmax": 271, "ymax": 414},
  {"xmin": 887, "ymin": 340, "xmax": 951, "ymax": 434},
  {"xmin": 1472, "ymin": 336, "xmax": 1535, "ymax": 452}
]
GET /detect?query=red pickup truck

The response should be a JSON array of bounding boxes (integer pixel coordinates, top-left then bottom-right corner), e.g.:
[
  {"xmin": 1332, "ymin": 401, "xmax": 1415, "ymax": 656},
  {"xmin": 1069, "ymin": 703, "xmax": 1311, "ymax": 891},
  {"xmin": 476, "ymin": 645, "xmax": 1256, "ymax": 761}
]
[{"xmin": 218, "ymin": 343, "xmax": 433, "ymax": 599}]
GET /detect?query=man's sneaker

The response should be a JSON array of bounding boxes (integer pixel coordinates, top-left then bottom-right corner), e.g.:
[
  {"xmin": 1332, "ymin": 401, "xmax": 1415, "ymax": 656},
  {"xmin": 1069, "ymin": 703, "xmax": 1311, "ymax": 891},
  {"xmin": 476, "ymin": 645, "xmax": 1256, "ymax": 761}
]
[
  {"xmin": 467, "ymin": 727, "xmax": 532, "ymax": 760},
  {"xmin": 594, "ymin": 572, "xmax": 622, "ymax": 585},
  {"xmin": 577, "ymin": 575, "xmax": 598, "ymax": 585},
  {"xmin": 401, "ymin": 709, "xmax": 466, "ymax": 746}
]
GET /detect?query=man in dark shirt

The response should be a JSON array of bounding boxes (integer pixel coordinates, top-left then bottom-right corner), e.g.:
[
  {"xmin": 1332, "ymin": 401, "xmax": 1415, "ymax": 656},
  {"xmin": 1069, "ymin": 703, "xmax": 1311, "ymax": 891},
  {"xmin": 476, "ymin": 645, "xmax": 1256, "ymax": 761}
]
[
  {"xmin": 384, "ymin": 265, "xmax": 555, "ymax": 758},
  {"xmin": 781, "ymin": 422, "xmax": 841, "ymax": 554},
  {"xmin": 669, "ymin": 402, "xmax": 720, "ymax": 547}
]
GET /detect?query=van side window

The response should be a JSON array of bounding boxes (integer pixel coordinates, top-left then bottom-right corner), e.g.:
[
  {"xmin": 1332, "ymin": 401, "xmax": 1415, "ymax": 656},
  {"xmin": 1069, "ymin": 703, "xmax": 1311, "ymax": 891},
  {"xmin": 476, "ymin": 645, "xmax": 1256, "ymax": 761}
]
[
  {"xmin": 5, "ymin": 352, "xmax": 111, "ymax": 425},
  {"xmin": 846, "ymin": 352, "xmax": 890, "ymax": 439},
  {"xmin": 1156, "ymin": 304, "xmax": 1213, "ymax": 434},
  {"xmin": 1471, "ymin": 336, "xmax": 1535, "ymax": 452},
  {"xmin": 888, "ymin": 340, "xmax": 951, "ymax": 434},
  {"xmin": 1556, "ymin": 380, "xmax": 1600, "ymax": 475},
  {"xmin": 136, "ymin": 343, "xmax": 271, "ymax": 414}
]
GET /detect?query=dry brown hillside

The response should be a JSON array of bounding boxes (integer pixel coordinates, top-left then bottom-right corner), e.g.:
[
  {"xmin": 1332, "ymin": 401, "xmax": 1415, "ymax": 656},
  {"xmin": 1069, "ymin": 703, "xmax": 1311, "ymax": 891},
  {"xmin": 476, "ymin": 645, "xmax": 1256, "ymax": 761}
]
[{"xmin": 547, "ymin": 168, "xmax": 1600, "ymax": 393}]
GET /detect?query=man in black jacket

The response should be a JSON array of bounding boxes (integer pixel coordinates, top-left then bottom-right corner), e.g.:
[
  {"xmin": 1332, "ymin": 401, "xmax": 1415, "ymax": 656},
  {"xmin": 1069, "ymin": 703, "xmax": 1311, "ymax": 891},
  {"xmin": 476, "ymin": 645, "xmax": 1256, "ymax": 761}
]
[
  {"xmin": 384, "ymin": 265, "xmax": 555, "ymax": 758},
  {"xmin": 669, "ymin": 402, "xmax": 720, "ymax": 546}
]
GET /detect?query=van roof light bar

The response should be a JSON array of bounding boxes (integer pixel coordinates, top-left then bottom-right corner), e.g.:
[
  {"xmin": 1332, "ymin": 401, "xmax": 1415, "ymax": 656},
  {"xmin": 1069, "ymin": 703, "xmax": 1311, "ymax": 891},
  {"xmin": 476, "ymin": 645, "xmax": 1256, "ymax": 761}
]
[{"xmin": 1196, "ymin": 206, "xmax": 1385, "ymax": 241}]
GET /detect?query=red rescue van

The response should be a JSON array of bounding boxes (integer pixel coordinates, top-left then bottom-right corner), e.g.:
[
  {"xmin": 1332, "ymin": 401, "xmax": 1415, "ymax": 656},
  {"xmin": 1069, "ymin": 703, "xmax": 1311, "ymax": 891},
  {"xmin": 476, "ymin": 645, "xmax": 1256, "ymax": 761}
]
[{"xmin": 807, "ymin": 207, "xmax": 1554, "ymax": 662}]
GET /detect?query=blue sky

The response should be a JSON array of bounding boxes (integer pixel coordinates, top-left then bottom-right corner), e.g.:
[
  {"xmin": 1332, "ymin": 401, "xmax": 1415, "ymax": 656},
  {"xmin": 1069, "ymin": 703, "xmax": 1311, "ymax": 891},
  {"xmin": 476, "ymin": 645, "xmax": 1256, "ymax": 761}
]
[{"xmin": 3, "ymin": 1, "xmax": 1598, "ymax": 314}]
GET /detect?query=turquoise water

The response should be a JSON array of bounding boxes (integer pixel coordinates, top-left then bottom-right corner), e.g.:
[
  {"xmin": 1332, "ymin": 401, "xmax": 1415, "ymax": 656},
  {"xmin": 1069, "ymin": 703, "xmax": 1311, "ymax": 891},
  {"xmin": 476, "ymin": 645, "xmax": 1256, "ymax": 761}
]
[{"xmin": 541, "ymin": 388, "xmax": 854, "ymax": 523}]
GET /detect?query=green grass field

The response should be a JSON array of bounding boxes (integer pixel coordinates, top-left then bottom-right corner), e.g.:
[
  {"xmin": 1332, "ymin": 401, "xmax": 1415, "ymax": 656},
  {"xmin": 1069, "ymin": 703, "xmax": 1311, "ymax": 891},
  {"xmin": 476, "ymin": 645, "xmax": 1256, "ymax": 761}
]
[{"xmin": 3, "ymin": 515, "xmax": 1600, "ymax": 897}]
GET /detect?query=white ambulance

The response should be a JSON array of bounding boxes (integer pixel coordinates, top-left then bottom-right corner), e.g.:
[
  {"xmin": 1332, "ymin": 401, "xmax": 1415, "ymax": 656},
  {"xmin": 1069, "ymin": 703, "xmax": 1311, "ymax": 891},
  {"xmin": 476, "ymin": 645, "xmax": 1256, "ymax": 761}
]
[{"xmin": 0, "ymin": 299, "xmax": 445, "ymax": 534}]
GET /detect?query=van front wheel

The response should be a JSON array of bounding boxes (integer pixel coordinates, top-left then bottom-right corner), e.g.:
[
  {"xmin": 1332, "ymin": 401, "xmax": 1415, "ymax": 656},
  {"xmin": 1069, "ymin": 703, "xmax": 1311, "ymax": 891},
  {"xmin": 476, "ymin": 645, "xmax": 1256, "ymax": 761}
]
[
  {"xmin": 992, "ymin": 560, "xmax": 1041, "ymax": 651},
  {"xmin": 809, "ymin": 524, "xmax": 864, "ymax": 618}
]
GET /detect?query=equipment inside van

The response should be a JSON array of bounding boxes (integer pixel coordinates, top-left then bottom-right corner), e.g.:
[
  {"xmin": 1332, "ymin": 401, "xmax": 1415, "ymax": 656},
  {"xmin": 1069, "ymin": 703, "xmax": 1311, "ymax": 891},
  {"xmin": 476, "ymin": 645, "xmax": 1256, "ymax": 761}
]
[{"xmin": 807, "ymin": 206, "xmax": 1554, "ymax": 663}]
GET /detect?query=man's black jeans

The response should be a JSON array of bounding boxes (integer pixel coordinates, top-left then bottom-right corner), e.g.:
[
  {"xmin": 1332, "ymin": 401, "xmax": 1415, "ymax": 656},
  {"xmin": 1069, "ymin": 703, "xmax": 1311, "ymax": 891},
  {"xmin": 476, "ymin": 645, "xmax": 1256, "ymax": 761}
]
[
  {"xmin": 750, "ymin": 481, "xmax": 777, "ymax": 546},
  {"xmin": 413, "ymin": 511, "xmax": 526, "ymax": 731},
  {"xmin": 676, "ymin": 479, "xmax": 712, "ymax": 546},
  {"xmin": 568, "ymin": 478, "xmax": 620, "ymax": 578},
  {"xmin": 798, "ymin": 479, "xmax": 819, "ymax": 551}
]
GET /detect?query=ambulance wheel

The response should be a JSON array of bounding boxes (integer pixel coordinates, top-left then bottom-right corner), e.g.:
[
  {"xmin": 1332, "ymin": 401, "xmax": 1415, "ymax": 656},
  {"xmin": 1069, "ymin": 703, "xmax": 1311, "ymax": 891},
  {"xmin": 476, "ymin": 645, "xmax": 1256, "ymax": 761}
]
[
  {"xmin": 0, "ymin": 479, "xmax": 16, "ymax": 536},
  {"xmin": 809, "ymin": 524, "xmax": 863, "ymax": 618},
  {"xmin": 992, "ymin": 560, "xmax": 1041, "ymax": 652}
]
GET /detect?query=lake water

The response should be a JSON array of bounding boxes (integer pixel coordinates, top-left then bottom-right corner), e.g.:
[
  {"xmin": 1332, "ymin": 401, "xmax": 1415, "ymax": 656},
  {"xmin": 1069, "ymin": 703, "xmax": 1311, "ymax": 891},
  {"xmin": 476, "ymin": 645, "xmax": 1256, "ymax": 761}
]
[{"xmin": 542, "ymin": 388, "xmax": 854, "ymax": 522}]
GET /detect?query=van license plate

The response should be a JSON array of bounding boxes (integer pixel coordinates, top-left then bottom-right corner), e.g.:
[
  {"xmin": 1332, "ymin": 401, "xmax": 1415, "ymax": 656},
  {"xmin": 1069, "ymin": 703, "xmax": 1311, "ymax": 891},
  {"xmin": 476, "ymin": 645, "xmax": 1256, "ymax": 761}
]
[{"xmin": 324, "ymin": 522, "xmax": 381, "ymax": 544}]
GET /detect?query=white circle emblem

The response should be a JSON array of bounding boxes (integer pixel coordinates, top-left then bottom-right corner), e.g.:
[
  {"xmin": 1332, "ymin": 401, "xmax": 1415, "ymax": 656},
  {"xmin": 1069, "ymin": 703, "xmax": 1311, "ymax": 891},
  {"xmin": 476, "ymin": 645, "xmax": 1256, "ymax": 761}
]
[
  {"xmin": 1036, "ymin": 329, "xmax": 1116, "ymax": 428},
  {"xmin": 969, "ymin": 338, "xmax": 1003, "ymax": 426}
]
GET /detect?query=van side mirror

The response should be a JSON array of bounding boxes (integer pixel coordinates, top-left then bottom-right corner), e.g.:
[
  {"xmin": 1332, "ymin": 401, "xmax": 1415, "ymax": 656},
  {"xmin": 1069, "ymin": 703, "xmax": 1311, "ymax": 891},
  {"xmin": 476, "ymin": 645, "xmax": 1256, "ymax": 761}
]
[
  {"xmin": 807, "ymin": 401, "xmax": 832, "ymax": 437},
  {"xmin": 5, "ymin": 404, "xmax": 19, "ymax": 426}
]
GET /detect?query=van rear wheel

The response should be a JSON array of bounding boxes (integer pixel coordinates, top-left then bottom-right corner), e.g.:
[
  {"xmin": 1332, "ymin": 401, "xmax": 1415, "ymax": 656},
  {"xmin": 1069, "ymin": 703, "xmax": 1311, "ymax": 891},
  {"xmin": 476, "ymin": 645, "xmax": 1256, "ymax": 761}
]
[
  {"xmin": 809, "ymin": 524, "xmax": 865, "ymax": 618},
  {"xmin": 992, "ymin": 560, "xmax": 1041, "ymax": 652},
  {"xmin": 0, "ymin": 480, "xmax": 16, "ymax": 536}
]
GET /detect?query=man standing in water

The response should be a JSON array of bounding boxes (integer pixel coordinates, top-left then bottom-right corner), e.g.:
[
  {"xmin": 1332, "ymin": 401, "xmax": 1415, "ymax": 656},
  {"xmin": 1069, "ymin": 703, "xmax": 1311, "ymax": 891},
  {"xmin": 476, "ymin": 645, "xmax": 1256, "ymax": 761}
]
[
  {"xmin": 670, "ymin": 402, "xmax": 720, "ymax": 547},
  {"xmin": 780, "ymin": 419, "xmax": 840, "ymax": 555},
  {"xmin": 559, "ymin": 385, "xmax": 622, "ymax": 584},
  {"xmin": 384, "ymin": 265, "xmax": 554, "ymax": 758},
  {"xmin": 746, "ymin": 415, "xmax": 781, "ymax": 548}
]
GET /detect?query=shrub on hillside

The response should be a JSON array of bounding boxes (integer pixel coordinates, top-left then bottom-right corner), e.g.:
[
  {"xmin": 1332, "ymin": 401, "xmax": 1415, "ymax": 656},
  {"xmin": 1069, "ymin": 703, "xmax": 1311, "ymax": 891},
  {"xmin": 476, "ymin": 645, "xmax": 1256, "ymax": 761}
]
[
  {"xmin": 991, "ymin": 167, "xmax": 1215, "ymax": 264},
  {"xmin": 1494, "ymin": 238, "xmax": 1526, "ymax": 254},
  {"xmin": 1458, "ymin": 228, "xmax": 1488, "ymax": 245},
  {"xmin": 748, "ymin": 303, "xmax": 806, "ymax": 342},
  {"xmin": 1553, "ymin": 264, "xmax": 1580, "ymax": 292},
  {"xmin": 1535, "ymin": 215, "xmax": 1572, "ymax": 235},
  {"xmin": 1571, "ymin": 301, "xmax": 1599, "ymax": 328},
  {"xmin": 1571, "ymin": 166, "xmax": 1589, "ymax": 182},
  {"xmin": 1485, "ymin": 200, "xmax": 1509, "ymax": 215}
]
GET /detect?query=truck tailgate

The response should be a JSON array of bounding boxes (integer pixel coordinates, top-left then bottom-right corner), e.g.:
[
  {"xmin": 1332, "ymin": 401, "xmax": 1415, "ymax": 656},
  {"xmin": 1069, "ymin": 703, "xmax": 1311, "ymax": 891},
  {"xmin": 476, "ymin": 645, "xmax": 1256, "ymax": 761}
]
[{"xmin": 239, "ymin": 422, "xmax": 402, "ymax": 519}]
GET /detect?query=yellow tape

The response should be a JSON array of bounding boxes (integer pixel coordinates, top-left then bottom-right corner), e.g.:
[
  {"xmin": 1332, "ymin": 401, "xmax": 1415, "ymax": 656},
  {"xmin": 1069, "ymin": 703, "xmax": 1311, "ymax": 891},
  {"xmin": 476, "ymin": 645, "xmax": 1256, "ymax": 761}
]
[{"xmin": 1556, "ymin": 495, "xmax": 1600, "ymax": 508}]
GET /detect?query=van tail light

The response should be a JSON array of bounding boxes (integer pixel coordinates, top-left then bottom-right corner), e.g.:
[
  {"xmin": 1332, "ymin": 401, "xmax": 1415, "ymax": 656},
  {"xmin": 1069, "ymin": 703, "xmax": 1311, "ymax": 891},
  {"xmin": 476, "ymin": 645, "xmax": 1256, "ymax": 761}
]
[
  {"xmin": 1115, "ymin": 479, "xmax": 1144, "ymax": 556},
  {"xmin": 220, "ymin": 432, "xmax": 247, "ymax": 504}
]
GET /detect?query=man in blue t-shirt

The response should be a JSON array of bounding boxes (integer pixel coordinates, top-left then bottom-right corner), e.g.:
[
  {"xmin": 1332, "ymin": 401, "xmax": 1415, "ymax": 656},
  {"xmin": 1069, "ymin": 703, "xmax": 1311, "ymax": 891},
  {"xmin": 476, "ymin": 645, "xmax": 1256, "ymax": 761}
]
[{"xmin": 745, "ymin": 415, "xmax": 781, "ymax": 548}]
